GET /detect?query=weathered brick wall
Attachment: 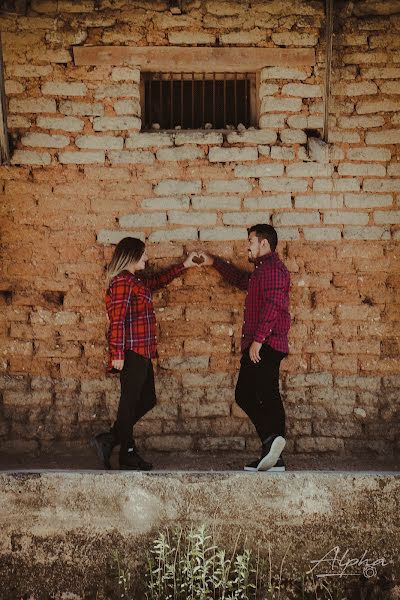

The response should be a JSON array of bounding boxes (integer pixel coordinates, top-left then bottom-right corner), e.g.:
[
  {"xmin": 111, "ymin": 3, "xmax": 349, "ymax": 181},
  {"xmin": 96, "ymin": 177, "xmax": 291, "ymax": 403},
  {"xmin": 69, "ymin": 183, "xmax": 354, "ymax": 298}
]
[{"xmin": 0, "ymin": 0, "xmax": 399, "ymax": 458}]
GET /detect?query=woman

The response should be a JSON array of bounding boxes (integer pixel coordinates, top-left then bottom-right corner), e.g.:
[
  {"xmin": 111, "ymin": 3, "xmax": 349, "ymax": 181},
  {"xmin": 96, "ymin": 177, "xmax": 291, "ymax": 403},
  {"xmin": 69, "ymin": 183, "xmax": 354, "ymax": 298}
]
[{"xmin": 92, "ymin": 237, "xmax": 199, "ymax": 470}]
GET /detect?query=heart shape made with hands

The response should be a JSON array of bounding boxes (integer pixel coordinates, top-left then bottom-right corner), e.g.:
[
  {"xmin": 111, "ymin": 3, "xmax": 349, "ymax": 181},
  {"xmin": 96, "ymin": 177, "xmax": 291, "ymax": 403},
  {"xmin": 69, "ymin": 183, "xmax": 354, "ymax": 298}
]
[{"xmin": 192, "ymin": 254, "xmax": 205, "ymax": 265}]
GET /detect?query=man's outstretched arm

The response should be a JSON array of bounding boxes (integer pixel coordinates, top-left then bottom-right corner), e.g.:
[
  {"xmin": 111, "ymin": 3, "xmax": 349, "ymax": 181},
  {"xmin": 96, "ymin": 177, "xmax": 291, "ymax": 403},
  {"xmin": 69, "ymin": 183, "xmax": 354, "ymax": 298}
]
[{"xmin": 199, "ymin": 252, "xmax": 250, "ymax": 290}]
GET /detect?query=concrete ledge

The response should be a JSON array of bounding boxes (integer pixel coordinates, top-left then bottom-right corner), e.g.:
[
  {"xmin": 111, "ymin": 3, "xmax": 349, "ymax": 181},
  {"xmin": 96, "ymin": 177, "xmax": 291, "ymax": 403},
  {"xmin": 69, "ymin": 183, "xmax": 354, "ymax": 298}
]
[{"xmin": 0, "ymin": 471, "xmax": 399, "ymax": 599}]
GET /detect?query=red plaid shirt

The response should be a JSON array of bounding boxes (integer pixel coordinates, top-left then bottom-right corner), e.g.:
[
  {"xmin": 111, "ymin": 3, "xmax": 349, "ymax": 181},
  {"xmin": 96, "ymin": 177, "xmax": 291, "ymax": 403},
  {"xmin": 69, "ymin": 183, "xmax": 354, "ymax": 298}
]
[
  {"xmin": 213, "ymin": 252, "xmax": 291, "ymax": 354},
  {"xmin": 106, "ymin": 263, "xmax": 185, "ymax": 367}
]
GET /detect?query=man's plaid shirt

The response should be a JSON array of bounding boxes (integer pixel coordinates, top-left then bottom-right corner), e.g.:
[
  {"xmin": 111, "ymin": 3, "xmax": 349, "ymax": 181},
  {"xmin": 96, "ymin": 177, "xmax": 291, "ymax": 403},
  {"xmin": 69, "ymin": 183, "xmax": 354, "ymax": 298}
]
[
  {"xmin": 213, "ymin": 252, "xmax": 291, "ymax": 354},
  {"xmin": 106, "ymin": 264, "xmax": 185, "ymax": 366}
]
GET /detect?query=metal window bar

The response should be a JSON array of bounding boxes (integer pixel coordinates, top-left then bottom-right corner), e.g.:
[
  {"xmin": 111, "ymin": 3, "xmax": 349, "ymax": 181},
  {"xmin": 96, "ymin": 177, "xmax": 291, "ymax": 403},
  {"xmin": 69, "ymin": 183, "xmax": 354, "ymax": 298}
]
[{"xmin": 144, "ymin": 72, "xmax": 254, "ymax": 130}]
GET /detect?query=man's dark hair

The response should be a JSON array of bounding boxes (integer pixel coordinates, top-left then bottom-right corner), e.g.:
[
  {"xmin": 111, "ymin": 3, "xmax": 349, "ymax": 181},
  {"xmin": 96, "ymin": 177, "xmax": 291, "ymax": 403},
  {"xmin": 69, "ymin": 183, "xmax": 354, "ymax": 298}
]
[{"xmin": 248, "ymin": 224, "xmax": 278, "ymax": 252}]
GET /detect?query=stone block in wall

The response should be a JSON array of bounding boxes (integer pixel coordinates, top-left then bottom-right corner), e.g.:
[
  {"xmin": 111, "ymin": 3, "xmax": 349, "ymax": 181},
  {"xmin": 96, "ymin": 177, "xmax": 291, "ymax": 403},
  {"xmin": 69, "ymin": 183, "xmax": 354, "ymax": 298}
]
[
  {"xmin": 259, "ymin": 83, "xmax": 279, "ymax": 98},
  {"xmin": 10, "ymin": 150, "xmax": 51, "ymax": 165},
  {"xmin": 191, "ymin": 195, "xmax": 241, "ymax": 210},
  {"xmin": 41, "ymin": 82, "xmax": 87, "ymax": 96},
  {"xmin": 366, "ymin": 129, "xmax": 400, "ymax": 144},
  {"xmin": 208, "ymin": 147, "xmax": 258, "ymax": 162},
  {"xmin": 379, "ymin": 81, "xmax": 400, "ymax": 94},
  {"xmin": 361, "ymin": 67, "xmax": 400, "ymax": 78},
  {"xmin": 280, "ymin": 129, "xmax": 307, "ymax": 144},
  {"xmin": 222, "ymin": 211, "xmax": 269, "ymax": 225},
  {"xmin": 270, "ymin": 147, "xmax": 295, "ymax": 160},
  {"xmin": 36, "ymin": 116, "xmax": 84, "ymax": 132},
  {"xmin": 97, "ymin": 230, "xmax": 145, "ymax": 245},
  {"xmin": 108, "ymin": 150, "xmax": 154, "ymax": 164},
  {"xmin": 156, "ymin": 146, "xmax": 205, "ymax": 161},
  {"xmin": 220, "ymin": 28, "xmax": 266, "ymax": 44},
  {"xmin": 356, "ymin": 99, "xmax": 400, "ymax": 114},
  {"xmin": 9, "ymin": 64, "xmax": 52, "ymax": 77},
  {"xmin": 261, "ymin": 97, "xmax": 303, "ymax": 113},
  {"xmin": 114, "ymin": 99, "xmax": 141, "ymax": 115},
  {"xmin": 8, "ymin": 116, "xmax": 31, "ymax": 128},
  {"xmin": 226, "ymin": 130, "xmax": 277, "ymax": 145},
  {"xmin": 154, "ymin": 180, "xmax": 201, "ymax": 195},
  {"xmin": 332, "ymin": 82, "xmax": 378, "ymax": 96},
  {"xmin": 259, "ymin": 114, "xmax": 286, "ymax": 128},
  {"xmin": 261, "ymin": 66, "xmax": 310, "ymax": 80},
  {"xmin": 95, "ymin": 84, "xmax": 139, "ymax": 99},
  {"xmin": 286, "ymin": 163, "xmax": 333, "ymax": 177},
  {"xmin": 346, "ymin": 148, "xmax": 391, "ymax": 161},
  {"xmin": 174, "ymin": 132, "xmax": 223, "ymax": 145},
  {"xmin": 141, "ymin": 196, "xmax": 190, "ymax": 210},
  {"xmin": 244, "ymin": 194, "xmax": 291, "ymax": 209},
  {"xmin": 119, "ymin": 213, "xmax": 167, "ymax": 228},
  {"xmin": 126, "ymin": 133, "xmax": 173, "ymax": 149},
  {"xmin": 329, "ymin": 131, "xmax": 361, "ymax": 143},
  {"xmin": 9, "ymin": 98, "xmax": 56, "ymax": 114},
  {"xmin": 234, "ymin": 163, "xmax": 284, "ymax": 177},
  {"xmin": 313, "ymin": 177, "xmax": 361, "ymax": 192},
  {"xmin": 58, "ymin": 1, "xmax": 95, "ymax": 12},
  {"xmin": 5, "ymin": 81, "xmax": 25, "ymax": 95},
  {"xmin": 338, "ymin": 163, "xmax": 386, "ymax": 176},
  {"xmin": 257, "ymin": 146, "xmax": 270, "ymax": 157},
  {"xmin": 287, "ymin": 115, "xmax": 324, "ymax": 128},
  {"xmin": 281, "ymin": 83, "xmax": 322, "ymax": 97},
  {"xmin": 374, "ymin": 210, "xmax": 400, "ymax": 224},
  {"xmin": 344, "ymin": 194, "xmax": 393, "ymax": 208},
  {"xmin": 343, "ymin": 51, "xmax": 387, "ymax": 65},
  {"xmin": 21, "ymin": 133, "xmax": 69, "ymax": 148},
  {"xmin": 60, "ymin": 101, "xmax": 104, "ymax": 116},
  {"xmin": 149, "ymin": 228, "xmax": 198, "ymax": 242},
  {"xmin": 272, "ymin": 212, "xmax": 320, "ymax": 226},
  {"xmin": 303, "ymin": 227, "xmax": 341, "ymax": 241},
  {"xmin": 199, "ymin": 227, "xmax": 247, "ymax": 241},
  {"xmin": 111, "ymin": 67, "xmax": 140, "ymax": 82},
  {"xmin": 260, "ymin": 178, "xmax": 308, "ymax": 192},
  {"xmin": 58, "ymin": 151, "xmax": 105, "ymax": 164},
  {"xmin": 93, "ymin": 117, "xmax": 141, "ymax": 131},
  {"xmin": 206, "ymin": 179, "xmax": 252, "ymax": 193},
  {"xmin": 168, "ymin": 211, "xmax": 217, "ymax": 226},
  {"xmin": 275, "ymin": 228, "xmax": 300, "ymax": 241},
  {"xmin": 271, "ymin": 32, "xmax": 318, "ymax": 46},
  {"xmin": 323, "ymin": 211, "xmax": 369, "ymax": 225},
  {"xmin": 168, "ymin": 31, "xmax": 217, "ymax": 44},
  {"xmin": 343, "ymin": 227, "xmax": 390, "ymax": 240},
  {"xmin": 388, "ymin": 163, "xmax": 400, "ymax": 176},
  {"xmin": 75, "ymin": 135, "xmax": 124, "ymax": 150},
  {"xmin": 295, "ymin": 194, "xmax": 343, "ymax": 209}
]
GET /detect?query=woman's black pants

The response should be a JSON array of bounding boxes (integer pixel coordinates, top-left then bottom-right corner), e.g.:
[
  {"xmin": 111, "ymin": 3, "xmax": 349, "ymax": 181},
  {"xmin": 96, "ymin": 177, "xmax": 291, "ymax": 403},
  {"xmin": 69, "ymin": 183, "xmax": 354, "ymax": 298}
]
[
  {"xmin": 114, "ymin": 350, "xmax": 156, "ymax": 454},
  {"xmin": 235, "ymin": 343, "xmax": 287, "ymax": 442}
]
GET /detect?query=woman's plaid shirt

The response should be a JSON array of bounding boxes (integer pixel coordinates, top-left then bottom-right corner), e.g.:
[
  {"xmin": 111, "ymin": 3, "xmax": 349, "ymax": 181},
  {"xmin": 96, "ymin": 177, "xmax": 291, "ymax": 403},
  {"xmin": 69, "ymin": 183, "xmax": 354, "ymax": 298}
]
[
  {"xmin": 106, "ymin": 264, "xmax": 185, "ymax": 366},
  {"xmin": 213, "ymin": 252, "xmax": 291, "ymax": 354}
]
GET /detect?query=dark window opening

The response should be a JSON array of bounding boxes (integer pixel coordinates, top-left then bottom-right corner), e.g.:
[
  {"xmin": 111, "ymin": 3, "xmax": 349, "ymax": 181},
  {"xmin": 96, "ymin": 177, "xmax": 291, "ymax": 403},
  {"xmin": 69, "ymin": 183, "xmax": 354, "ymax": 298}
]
[{"xmin": 141, "ymin": 72, "xmax": 257, "ymax": 131}]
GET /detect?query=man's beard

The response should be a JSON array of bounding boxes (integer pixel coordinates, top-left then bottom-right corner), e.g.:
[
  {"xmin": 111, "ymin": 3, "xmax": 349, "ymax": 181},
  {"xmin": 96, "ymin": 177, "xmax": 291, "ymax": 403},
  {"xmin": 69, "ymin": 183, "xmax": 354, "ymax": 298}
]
[{"xmin": 248, "ymin": 254, "xmax": 256, "ymax": 263}]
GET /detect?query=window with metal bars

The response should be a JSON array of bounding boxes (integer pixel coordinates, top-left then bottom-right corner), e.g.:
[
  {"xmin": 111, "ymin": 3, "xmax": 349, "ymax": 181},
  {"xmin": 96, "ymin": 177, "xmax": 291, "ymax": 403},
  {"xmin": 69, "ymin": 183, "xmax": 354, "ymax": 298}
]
[{"xmin": 140, "ymin": 72, "xmax": 257, "ymax": 131}]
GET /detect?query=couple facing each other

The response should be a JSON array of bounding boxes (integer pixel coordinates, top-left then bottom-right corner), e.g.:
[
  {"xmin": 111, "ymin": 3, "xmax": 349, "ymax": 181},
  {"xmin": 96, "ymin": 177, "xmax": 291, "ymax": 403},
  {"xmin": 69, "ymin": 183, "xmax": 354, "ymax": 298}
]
[{"xmin": 92, "ymin": 223, "xmax": 291, "ymax": 472}]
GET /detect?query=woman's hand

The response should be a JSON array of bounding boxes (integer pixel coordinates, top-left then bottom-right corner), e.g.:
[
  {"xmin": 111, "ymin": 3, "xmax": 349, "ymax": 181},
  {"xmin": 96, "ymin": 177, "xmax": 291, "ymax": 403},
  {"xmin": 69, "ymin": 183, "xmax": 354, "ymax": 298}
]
[
  {"xmin": 249, "ymin": 341, "xmax": 262, "ymax": 363},
  {"xmin": 112, "ymin": 359, "xmax": 124, "ymax": 371},
  {"xmin": 184, "ymin": 251, "xmax": 203, "ymax": 268},
  {"xmin": 197, "ymin": 251, "xmax": 214, "ymax": 266}
]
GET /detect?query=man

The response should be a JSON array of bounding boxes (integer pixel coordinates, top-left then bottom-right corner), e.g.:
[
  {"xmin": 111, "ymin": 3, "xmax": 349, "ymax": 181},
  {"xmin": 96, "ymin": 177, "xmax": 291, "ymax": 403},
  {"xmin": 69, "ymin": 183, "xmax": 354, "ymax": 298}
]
[{"xmin": 199, "ymin": 224, "xmax": 291, "ymax": 472}]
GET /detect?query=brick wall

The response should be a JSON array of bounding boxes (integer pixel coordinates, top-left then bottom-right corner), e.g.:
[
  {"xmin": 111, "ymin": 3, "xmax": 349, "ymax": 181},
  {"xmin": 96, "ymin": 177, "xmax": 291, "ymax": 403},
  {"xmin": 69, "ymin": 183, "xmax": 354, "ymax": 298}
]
[{"xmin": 0, "ymin": 0, "xmax": 399, "ymax": 459}]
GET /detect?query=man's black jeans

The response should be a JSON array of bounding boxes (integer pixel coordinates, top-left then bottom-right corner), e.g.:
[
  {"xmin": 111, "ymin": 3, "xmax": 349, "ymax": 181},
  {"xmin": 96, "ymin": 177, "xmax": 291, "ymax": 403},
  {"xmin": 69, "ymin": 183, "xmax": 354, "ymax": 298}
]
[
  {"xmin": 235, "ymin": 343, "xmax": 287, "ymax": 442},
  {"xmin": 114, "ymin": 350, "xmax": 156, "ymax": 454}
]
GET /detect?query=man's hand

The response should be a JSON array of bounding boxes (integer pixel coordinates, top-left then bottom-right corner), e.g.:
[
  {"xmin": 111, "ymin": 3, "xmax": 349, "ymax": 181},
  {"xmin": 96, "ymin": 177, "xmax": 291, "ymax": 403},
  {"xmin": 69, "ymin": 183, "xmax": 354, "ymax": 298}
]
[
  {"xmin": 184, "ymin": 251, "xmax": 203, "ymax": 268},
  {"xmin": 197, "ymin": 251, "xmax": 214, "ymax": 266},
  {"xmin": 112, "ymin": 359, "xmax": 124, "ymax": 371},
  {"xmin": 249, "ymin": 341, "xmax": 262, "ymax": 363}
]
